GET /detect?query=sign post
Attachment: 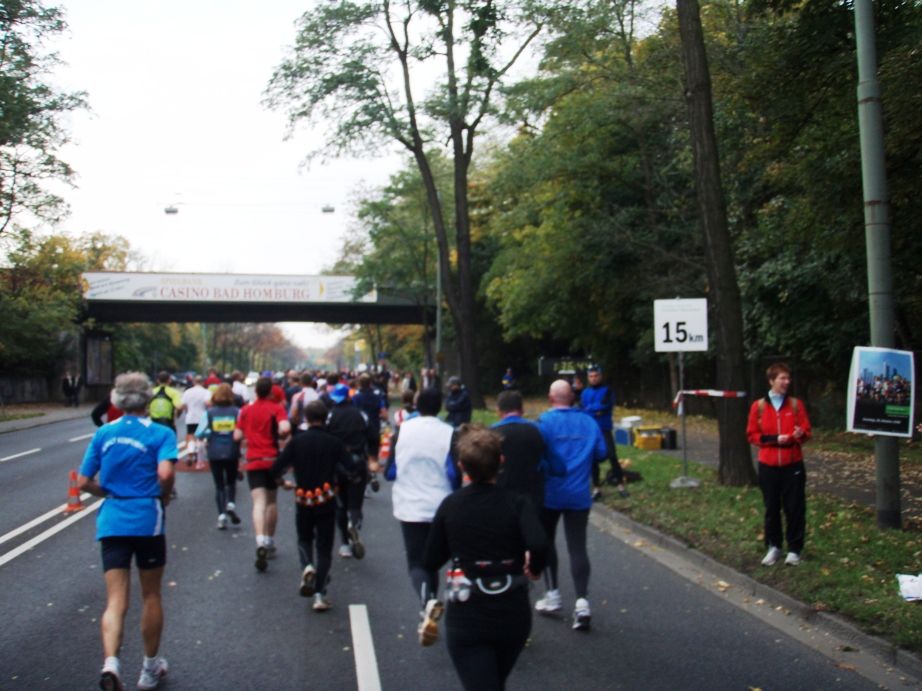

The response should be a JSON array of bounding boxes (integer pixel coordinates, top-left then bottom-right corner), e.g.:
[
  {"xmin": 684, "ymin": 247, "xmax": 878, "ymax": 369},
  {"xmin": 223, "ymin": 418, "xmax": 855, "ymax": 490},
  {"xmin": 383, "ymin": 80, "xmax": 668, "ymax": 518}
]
[{"xmin": 654, "ymin": 298, "xmax": 708, "ymax": 488}]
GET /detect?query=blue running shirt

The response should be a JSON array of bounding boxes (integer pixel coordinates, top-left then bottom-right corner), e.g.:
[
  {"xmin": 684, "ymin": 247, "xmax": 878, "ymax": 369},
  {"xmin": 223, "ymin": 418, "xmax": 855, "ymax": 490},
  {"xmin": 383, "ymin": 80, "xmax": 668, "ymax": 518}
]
[{"xmin": 80, "ymin": 415, "xmax": 178, "ymax": 539}]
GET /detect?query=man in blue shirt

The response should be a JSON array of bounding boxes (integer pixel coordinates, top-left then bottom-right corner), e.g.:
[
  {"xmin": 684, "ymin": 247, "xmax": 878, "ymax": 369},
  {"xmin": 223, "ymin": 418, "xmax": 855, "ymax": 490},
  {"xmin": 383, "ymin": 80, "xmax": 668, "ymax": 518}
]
[
  {"xmin": 581, "ymin": 366, "xmax": 629, "ymax": 499},
  {"xmin": 78, "ymin": 372, "xmax": 177, "ymax": 691},
  {"xmin": 535, "ymin": 380, "xmax": 608, "ymax": 632}
]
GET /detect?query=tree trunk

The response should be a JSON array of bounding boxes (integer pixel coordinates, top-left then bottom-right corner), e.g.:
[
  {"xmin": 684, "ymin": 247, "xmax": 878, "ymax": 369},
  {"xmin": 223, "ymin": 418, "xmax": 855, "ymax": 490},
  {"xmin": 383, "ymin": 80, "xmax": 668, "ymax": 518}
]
[
  {"xmin": 676, "ymin": 0, "xmax": 756, "ymax": 486},
  {"xmin": 451, "ymin": 128, "xmax": 485, "ymax": 409}
]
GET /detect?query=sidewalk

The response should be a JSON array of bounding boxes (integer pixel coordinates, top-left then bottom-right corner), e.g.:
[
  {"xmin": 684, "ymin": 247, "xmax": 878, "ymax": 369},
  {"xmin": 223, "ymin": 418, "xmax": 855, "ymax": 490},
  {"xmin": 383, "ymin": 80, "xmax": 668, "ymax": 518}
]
[{"xmin": 0, "ymin": 403, "xmax": 94, "ymax": 434}]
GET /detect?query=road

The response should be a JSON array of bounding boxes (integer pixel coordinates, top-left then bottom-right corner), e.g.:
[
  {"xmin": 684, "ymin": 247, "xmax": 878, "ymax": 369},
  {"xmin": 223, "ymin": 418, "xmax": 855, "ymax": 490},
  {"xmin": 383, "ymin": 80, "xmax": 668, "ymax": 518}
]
[{"xmin": 0, "ymin": 415, "xmax": 909, "ymax": 690}]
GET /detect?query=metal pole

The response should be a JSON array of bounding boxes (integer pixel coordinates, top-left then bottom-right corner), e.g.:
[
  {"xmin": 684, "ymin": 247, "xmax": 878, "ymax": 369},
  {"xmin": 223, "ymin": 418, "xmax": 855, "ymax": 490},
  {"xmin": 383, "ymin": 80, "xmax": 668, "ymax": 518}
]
[
  {"xmin": 681, "ymin": 352, "xmax": 688, "ymax": 477},
  {"xmin": 854, "ymin": 0, "xmax": 900, "ymax": 530}
]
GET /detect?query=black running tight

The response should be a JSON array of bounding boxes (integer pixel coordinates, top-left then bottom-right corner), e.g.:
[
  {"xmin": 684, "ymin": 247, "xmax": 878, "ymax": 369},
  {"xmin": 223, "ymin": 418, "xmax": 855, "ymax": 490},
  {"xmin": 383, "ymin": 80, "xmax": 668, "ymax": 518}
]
[
  {"xmin": 208, "ymin": 459, "xmax": 238, "ymax": 515},
  {"xmin": 400, "ymin": 521, "xmax": 439, "ymax": 607},
  {"xmin": 540, "ymin": 507, "xmax": 590, "ymax": 599}
]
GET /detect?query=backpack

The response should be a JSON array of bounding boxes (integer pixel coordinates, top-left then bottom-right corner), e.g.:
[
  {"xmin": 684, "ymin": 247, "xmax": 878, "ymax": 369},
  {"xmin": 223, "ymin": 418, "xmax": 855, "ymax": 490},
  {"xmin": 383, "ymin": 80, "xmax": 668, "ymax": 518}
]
[{"xmin": 149, "ymin": 386, "xmax": 175, "ymax": 420}]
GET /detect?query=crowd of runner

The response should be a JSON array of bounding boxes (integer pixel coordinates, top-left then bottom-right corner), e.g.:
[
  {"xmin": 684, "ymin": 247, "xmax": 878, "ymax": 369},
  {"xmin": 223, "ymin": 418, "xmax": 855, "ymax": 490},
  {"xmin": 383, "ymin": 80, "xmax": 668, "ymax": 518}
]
[{"xmin": 77, "ymin": 364, "xmax": 651, "ymax": 691}]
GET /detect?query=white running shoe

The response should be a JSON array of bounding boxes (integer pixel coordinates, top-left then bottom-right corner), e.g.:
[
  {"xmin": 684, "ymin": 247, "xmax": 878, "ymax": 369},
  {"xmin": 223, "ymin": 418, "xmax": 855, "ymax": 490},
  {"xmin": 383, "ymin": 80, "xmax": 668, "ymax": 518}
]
[
  {"xmin": 312, "ymin": 594, "xmax": 332, "ymax": 611},
  {"xmin": 572, "ymin": 598, "xmax": 591, "ymax": 631},
  {"xmin": 300, "ymin": 565, "xmax": 316, "ymax": 597},
  {"xmin": 535, "ymin": 589, "xmax": 562, "ymax": 613},
  {"xmin": 137, "ymin": 656, "xmax": 168, "ymax": 690},
  {"xmin": 761, "ymin": 546, "xmax": 783, "ymax": 566},
  {"xmin": 216, "ymin": 513, "xmax": 228, "ymax": 530},
  {"xmin": 418, "ymin": 598, "xmax": 445, "ymax": 646},
  {"xmin": 784, "ymin": 552, "xmax": 802, "ymax": 566},
  {"xmin": 99, "ymin": 669, "xmax": 123, "ymax": 691},
  {"xmin": 266, "ymin": 537, "xmax": 277, "ymax": 559},
  {"xmin": 339, "ymin": 545, "xmax": 353, "ymax": 558}
]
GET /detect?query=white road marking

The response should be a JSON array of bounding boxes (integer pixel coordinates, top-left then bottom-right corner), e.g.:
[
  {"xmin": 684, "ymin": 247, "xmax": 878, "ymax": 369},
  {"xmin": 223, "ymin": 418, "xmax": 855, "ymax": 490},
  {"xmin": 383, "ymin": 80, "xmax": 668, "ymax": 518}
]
[
  {"xmin": 68, "ymin": 433, "xmax": 94, "ymax": 442},
  {"xmin": 0, "ymin": 499, "xmax": 102, "ymax": 568},
  {"xmin": 0, "ymin": 494, "xmax": 93, "ymax": 547},
  {"xmin": 349, "ymin": 604, "xmax": 382, "ymax": 691},
  {"xmin": 0, "ymin": 448, "xmax": 41, "ymax": 462}
]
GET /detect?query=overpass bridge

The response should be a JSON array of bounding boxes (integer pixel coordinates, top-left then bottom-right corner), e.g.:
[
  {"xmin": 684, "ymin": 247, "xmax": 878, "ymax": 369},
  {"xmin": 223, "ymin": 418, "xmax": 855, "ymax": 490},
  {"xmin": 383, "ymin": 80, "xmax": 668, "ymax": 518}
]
[{"xmin": 81, "ymin": 272, "xmax": 431, "ymax": 325}]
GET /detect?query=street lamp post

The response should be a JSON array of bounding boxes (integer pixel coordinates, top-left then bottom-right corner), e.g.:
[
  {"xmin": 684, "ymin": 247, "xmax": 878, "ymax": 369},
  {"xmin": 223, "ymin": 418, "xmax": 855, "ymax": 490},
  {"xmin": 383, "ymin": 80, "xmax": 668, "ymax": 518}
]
[{"xmin": 854, "ymin": 0, "xmax": 900, "ymax": 530}]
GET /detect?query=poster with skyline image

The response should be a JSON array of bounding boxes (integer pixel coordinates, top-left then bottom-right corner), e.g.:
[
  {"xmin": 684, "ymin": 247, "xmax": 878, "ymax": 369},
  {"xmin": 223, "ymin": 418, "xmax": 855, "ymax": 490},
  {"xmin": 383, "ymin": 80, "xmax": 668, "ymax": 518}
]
[{"xmin": 847, "ymin": 347, "xmax": 915, "ymax": 437}]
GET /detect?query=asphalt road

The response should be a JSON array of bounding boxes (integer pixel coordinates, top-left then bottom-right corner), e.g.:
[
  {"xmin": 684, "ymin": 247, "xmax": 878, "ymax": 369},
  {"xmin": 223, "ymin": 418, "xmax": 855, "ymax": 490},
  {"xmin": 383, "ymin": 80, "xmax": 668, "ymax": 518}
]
[{"xmin": 0, "ymin": 416, "xmax": 892, "ymax": 690}]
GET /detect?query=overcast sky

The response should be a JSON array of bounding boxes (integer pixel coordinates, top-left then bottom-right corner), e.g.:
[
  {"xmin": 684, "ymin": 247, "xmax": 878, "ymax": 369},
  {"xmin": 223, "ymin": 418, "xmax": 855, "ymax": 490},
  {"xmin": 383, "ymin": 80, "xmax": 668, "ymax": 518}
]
[{"xmin": 48, "ymin": 0, "xmax": 407, "ymax": 349}]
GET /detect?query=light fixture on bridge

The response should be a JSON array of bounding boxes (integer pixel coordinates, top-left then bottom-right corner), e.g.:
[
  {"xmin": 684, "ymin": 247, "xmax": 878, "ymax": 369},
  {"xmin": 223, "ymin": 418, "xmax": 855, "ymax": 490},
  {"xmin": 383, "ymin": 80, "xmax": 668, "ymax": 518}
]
[
  {"xmin": 322, "ymin": 205, "xmax": 335, "ymax": 213},
  {"xmin": 164, "ymin": 206, "xmax": 179, "ymax": 215}
]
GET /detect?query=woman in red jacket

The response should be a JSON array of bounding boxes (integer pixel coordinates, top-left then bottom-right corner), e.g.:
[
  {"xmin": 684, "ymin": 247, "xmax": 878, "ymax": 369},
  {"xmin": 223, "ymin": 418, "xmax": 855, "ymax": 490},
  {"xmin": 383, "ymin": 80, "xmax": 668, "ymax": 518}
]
[{"xmin": 746, "ymin": 363, "xmax": 811, "ymax": 567}]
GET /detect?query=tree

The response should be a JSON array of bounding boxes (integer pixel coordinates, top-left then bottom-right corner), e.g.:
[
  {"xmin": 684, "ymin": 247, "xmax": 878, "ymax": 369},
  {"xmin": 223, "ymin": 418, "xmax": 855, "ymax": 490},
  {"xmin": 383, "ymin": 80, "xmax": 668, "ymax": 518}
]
[
  {"xmin": 0, "ymin": 0, "xmax": 85, "ymax": 237},
  {"xmin": 675, "ymin": 0, "xmax": 755, "ymax": 485},
  {"xmin": 265, "ymin": 0, "xmax": 551, "ymax": 407}
]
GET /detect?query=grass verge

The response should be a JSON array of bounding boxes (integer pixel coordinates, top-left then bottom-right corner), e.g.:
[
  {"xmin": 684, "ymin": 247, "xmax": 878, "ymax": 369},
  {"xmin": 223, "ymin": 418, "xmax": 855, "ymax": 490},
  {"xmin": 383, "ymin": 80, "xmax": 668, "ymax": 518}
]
[
  {"xmin": 0, "ymin": 412, "xmax": 43, "ymax": 423},
  {"xmin": 604, "ymin": 445, "xmax": 922, "ymax": 652}
]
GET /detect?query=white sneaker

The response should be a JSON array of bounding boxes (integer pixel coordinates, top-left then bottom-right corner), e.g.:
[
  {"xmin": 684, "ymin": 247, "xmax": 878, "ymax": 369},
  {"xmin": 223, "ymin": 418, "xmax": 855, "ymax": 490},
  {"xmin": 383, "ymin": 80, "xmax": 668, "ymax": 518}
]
[
  {"xmin": 572, "ymin": 598, "xmax": 591, "ymax": 631},
  {"xmin": 535, "ymin": 589, "xmax": 562, "ymax": 613},
  {"xmin": 418, "ymin": 599, "xmax": 445, "ymax": 646},
  {"xmin": 339, "ymin": 545, "xmax": 353, "ymax": 558},
  {"xmin": 300, "ymin": 565, "xmax": 316, "ymax": 597},
  {"xmin": 137, "ymin": 656, "xmax": 168, "ymax": 690},
  {"xmin": 216, "ymin": 513, "xmax": 228, "ymax": 530},
  {"xmin": 761, "ymin": 546, "xmax": 783, "ymax": 566},
  {"xmin": 225, "ymin": 502, "xmax": 241, "ymax": 525},
  {"xmin": 313, "ymin": 593, "xmax": 332, "ymax": 611},
  {"xmin": 266, "ymin": 537, "xmax": 277, "ymax": 558},
  {"xmin": 364, "ymin": 485, "xmax": 373, "ymax": 498},
  {"xmin": 784, "ymin": 552, "xmax": 802, "ymax": 566}
]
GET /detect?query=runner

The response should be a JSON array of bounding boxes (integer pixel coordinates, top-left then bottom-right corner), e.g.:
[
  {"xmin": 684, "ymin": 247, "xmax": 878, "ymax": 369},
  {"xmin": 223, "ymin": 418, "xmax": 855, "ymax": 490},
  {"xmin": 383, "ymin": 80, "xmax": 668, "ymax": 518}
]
[
  {"xmin": 203, "ymin": 367, "xmax": 222, "ymax": 390},
  {"xmin": 491, "ymin": 389, "xmax": 561, "ymax": 511},
  {"xmin": 393, "ymin": 390, "xmax": 417, "ymax": 428},
  {"xmin": 535, "ymin": 379, "xmax": 608, "ymax": 632},
  {"xmin": 180, "ymin": 375, "xmax": 211, "ymax": 469},
  {"xmin": 194, "ymin": 384, "xmax": 242, "ymax": 530},
  {"xmin": 422, "ymin": 425, "xmax": 546, "ymax": 690},
  {"xmin": 386, "ymin": 386, "xmax": 459, "ymax": 645},
  {"xmin": 270, "ymin": 400, "xmax": 350, "ymax": 611},
  {"xmin": 149, "ymin": 372, "xmax": 184, "ymax": 433},
  {"xmin": 326, "ymin": 383, "xmax": 376, "ymax": 559},
  {"xmin": 76, "ymin": 373, "xmax": 177, "ymax": 691},
  {"xmin": 289, "ymin": 373, "xmax": 320, "ymax": 434},
  {"xmin": 233, "ymin": 375, "xmax": 291, "ymax": 571},
  {"xmin": 230, "ymin": 370, "xmax": 250, "ymax": 405},
  {"xmin": 91, "ymin": 390, "xmax": 123, "ymax": 427}
]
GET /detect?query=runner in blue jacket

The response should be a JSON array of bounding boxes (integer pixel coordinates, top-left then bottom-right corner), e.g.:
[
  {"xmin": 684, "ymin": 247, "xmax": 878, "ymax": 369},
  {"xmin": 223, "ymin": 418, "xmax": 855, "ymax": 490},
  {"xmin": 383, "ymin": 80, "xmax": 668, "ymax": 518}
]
[{"xmin": 535, "ymin": 380, "xmax": 608, "ymax": 632}]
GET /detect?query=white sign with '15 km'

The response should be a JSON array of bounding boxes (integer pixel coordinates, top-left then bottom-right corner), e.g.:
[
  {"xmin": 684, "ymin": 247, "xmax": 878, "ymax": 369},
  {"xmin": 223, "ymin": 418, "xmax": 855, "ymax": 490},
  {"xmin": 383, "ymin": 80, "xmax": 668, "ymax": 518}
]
[{"xmin": 654, "ymin": 299, "xmax": 708, "ymax": 352}]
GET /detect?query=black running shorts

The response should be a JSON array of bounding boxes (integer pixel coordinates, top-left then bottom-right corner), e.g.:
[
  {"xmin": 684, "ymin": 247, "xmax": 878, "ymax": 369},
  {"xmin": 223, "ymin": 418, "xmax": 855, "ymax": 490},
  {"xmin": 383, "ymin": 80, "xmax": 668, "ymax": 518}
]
[
  {"xmin": 186, "ymin": 423, "xmax": 199, "ymax": 436},
  {"xmin": 247, "ymin": 469, "xmax": 278, "ymax": 491},
  {"xmin": 100, "ymin": 535, "xmax": 167, "ymax": 572}
]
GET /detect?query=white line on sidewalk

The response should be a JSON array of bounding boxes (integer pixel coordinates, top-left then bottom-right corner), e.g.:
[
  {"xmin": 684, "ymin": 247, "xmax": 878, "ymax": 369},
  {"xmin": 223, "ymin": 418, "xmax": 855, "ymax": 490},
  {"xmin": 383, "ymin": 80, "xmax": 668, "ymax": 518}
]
[
  {"xmin": 68, "ymin": 433, "xmax": 94, "ymax": 442},
  {"xmin": 0, "ymin": 448, "xmax": 41, "ymax": 462},
  {"xmin": 349, "ymin": 604, "xmax": 382, "ymax": 691},
  {"xmin": 0, "ymin": 494, "xmax": 93, "ymax": 547},
  {"xmin": 0, "ymin": 499, "xmax": 101, "ymax": 568}
]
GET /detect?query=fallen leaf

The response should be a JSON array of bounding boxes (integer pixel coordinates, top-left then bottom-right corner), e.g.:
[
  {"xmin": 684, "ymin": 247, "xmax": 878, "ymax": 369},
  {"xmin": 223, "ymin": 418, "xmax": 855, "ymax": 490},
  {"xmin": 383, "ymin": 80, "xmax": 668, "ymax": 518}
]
[
  {"xmin": 755, "ymin": 599, "xmax": 765, "ymax": 605},
  {"xmin": 836, "ymin": 663, "xmax": 856, "ymax": 671},
  {"xmin": 716, "ymin": 580, "xmax": 730, "ymax": 589}
]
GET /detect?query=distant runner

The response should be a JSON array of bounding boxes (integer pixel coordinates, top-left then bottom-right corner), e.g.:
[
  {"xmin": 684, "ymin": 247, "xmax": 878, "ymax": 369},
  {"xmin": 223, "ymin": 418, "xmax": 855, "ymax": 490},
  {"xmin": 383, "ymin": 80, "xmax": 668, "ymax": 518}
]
[{"xmin": 195, "ymin": 384, "xmax": 242, "ymax": 530}]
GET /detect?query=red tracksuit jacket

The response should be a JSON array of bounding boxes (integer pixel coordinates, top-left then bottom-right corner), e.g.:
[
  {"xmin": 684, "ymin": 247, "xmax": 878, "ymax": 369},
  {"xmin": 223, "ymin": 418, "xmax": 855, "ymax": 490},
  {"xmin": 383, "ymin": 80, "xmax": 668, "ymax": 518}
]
[{"xmin": 746, "ymin": 395, "xmax": 811, "ymax": 467}]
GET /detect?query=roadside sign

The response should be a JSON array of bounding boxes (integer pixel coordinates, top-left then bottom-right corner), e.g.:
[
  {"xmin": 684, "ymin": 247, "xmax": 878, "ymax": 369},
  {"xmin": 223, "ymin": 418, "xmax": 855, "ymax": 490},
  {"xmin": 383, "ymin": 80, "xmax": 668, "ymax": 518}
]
[{"xmin": 654, "ymin": 299, "xmax": 708, "ymax": 352}]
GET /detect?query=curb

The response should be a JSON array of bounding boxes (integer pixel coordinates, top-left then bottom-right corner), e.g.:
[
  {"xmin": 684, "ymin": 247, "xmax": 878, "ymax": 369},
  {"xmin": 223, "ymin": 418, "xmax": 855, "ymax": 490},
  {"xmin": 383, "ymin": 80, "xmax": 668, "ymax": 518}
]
[
  {"xmin": 591, "ymin": 502, "xmax": 922, "ymax": 681},
  {"xmin": 0, "ymin": 408, "xmax": 90, "ymax": 435}
]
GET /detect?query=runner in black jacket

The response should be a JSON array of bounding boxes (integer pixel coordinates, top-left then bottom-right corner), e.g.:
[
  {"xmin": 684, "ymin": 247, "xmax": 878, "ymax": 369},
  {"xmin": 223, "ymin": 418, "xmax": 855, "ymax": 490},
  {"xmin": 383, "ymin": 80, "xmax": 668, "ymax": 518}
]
[
  {"xmin": 422, "ymin": 425, "xmax": 546, "ymax": 691},
  {"xmin": 271, "ymin": 400, "xmax": 351, "ymax": 611}
]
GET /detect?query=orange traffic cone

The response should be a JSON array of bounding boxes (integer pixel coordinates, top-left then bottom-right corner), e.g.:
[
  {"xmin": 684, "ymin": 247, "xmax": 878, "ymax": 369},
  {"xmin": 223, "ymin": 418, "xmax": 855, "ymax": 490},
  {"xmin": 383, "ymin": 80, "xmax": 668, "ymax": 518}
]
[
  {"xmin": 63, "ymin": 470, "xmax": 84, "ymax": 514},
  {"xmin": 380, "ymin": 431, "xmax": 391, "ymax": 462}
]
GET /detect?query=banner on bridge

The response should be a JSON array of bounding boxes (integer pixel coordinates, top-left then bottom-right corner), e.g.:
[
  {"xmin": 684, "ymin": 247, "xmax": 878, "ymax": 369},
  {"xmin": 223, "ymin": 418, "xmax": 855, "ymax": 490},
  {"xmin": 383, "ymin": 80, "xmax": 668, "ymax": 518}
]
[{"xmin": 82, "ymin": 272, "xmax": 377, "ymax": 304}]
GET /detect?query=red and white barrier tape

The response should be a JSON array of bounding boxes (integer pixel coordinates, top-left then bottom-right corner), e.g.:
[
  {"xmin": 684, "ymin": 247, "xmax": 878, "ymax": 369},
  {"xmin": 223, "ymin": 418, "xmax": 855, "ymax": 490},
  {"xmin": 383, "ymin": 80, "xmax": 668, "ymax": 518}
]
[{"xmin": 672, "ymin": 389, "xmax": 747, "ymax": 407}]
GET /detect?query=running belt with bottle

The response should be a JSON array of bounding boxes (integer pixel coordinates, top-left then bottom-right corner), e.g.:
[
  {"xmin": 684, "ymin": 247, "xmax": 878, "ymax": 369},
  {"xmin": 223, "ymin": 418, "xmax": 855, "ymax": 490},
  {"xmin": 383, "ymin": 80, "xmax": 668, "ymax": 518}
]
[{"xmin": 446, "ymin": 557, "xmax": 530, "ymax": 602}]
